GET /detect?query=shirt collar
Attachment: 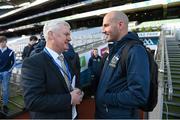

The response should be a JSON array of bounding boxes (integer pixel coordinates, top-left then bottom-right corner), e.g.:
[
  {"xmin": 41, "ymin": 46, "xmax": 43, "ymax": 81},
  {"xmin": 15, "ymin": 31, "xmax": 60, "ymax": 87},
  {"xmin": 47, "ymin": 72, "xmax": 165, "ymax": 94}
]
[
  {"xmin": 0, "ymin": 47, "xmax": 7, "ymax": 53},
  {"xmin": 45, "ymin": 47, "xmax": 62, "ymax": 60}
]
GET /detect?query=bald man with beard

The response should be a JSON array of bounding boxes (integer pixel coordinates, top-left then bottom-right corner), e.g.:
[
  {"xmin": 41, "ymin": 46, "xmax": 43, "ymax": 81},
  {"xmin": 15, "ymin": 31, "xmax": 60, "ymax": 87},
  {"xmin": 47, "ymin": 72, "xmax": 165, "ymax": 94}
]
[{"xmin": 95, "ymin": 11, "xmax": 150, "ymax": 119}]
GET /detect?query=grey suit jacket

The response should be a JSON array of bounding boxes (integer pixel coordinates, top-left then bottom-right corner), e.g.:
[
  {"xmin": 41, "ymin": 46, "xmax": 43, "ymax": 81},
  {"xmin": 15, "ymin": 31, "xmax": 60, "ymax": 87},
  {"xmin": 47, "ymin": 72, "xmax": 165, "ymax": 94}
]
[{"xmin": 21, "ymin": 51, "xmax": 77, "ymax": 119}]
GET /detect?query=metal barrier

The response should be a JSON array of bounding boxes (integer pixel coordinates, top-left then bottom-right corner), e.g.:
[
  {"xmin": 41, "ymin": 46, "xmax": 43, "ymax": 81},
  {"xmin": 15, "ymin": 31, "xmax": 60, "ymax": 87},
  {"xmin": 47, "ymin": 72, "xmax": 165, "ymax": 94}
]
[
  {"xmin": 164, "ymin": 35, "xmax": 173, "ymax": 101},
  {"xmin": 156, "ymin": 30, "xmax": 174, "ymax": 120},
  {"xmin": 149, "ymin": 30, "xmax": 174, "ymax": 119},
  {"xmin": 159, "ymin": 30, "xmax": 173, "ymax": 101}
]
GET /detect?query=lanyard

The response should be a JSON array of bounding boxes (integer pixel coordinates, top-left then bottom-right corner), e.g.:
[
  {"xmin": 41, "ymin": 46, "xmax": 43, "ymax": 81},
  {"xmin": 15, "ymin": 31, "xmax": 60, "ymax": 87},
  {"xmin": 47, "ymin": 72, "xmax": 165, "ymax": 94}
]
[{"xmin": 44, "ymin": 48, "xmax": 72, "ymax": 83}]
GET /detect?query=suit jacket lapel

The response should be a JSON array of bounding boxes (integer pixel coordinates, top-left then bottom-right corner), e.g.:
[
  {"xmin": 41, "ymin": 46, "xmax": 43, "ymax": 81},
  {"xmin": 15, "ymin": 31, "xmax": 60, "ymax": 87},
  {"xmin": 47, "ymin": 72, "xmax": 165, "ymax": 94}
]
[{"xmin": 42, "ymin": 51, "xmax": 69, "ymax": 92}]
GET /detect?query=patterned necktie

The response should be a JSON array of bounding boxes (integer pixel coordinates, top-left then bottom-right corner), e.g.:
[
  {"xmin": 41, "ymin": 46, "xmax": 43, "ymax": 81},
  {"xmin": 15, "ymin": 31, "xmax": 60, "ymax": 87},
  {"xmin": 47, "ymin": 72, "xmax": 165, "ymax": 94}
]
[
  {"xmin": 58, "ymin": 54, "xmax": 77, "ymax": 118},
  {"xmin": 58, "ymin": 54, "xmax": 72, "ymax": 91}
]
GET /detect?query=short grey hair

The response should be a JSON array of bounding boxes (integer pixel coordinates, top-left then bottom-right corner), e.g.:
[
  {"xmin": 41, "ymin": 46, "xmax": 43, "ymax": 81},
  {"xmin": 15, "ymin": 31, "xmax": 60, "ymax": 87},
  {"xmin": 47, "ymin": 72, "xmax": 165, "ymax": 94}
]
[
  {"xmin": 110, "ymin": 11, "xmax": 129, "ymax": 27},
  {"xmin": 43, "ymin": 20, "xmax": 71, "ymax": 40}
]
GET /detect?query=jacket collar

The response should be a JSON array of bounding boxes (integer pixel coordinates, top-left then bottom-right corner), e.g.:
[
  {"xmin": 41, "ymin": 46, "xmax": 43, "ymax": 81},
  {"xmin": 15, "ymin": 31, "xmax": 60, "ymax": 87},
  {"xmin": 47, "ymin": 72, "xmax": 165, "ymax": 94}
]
[{"xmin": 109, "ymin": 32, "xmax": 140, "ymax": 54}]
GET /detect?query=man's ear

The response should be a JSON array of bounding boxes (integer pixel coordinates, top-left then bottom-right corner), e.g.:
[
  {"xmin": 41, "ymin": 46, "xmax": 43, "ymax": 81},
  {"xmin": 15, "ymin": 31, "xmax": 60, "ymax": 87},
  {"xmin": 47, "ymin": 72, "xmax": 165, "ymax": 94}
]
[
  {"xmin": 48, "ymin": 31, "xmax": 53, "ymax": 40},
  {"xmin": 118, "ymin": 21, "xmax": 123, "ymax": 30}
]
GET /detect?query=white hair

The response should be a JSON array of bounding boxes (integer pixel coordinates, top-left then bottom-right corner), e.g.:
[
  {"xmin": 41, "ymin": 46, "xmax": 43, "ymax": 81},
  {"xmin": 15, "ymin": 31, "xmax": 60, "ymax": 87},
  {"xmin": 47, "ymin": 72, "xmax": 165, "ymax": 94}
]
[{"xmin": 43, "ymin": 20, "xmax": 71, "ymax": 40}]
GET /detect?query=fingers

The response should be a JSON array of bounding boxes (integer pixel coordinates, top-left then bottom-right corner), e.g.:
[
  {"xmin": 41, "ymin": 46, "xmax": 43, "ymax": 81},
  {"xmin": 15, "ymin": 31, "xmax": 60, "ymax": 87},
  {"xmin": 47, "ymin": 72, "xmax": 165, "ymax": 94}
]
[
  {"xmin": 80, "ymin": 91, "xmax": 84, "ymax": 100},
  {"xmin": 70, "ymin": 88, "xmax": 84, "ymax": 105},
  {"xmin": 73, "ymin": 88, "xmax": 82, "ymax": 94},
  {"xmin": 79, "ymin": 91, "xmax": 84, "ymax": 102}
]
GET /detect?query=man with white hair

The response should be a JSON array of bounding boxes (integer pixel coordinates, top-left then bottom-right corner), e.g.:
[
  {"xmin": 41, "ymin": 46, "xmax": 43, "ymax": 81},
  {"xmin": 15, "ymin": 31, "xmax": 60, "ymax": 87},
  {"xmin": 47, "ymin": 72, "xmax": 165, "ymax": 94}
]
[{"xmin": 21, "ymin": 20, "xmax": 83, "ymax": 119}]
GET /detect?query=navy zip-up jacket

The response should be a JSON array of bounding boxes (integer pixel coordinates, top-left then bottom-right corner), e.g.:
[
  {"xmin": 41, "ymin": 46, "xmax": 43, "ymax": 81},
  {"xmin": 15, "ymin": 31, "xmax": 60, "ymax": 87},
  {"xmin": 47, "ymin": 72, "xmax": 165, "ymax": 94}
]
[
  {"xmin": 0, "ymin": 47, "xmax": 15, "ymax": 72},
  {"xmin": 88, "ymin": 55, "xmax": 102, "ymax": 78},
  {"xmin": 95, "ymin": 32, "xmax": 150, "ymax": 119}
]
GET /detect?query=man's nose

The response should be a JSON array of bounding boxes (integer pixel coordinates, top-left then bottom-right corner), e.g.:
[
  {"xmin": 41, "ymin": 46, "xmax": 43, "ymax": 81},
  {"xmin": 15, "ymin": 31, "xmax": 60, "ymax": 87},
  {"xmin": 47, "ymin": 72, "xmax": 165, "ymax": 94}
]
[
  {"xmin": 67, "ymin": 36, "xmax": 71, "ymax": 41},
  {"xmin": 102, "ymin": 27, "xmax": 105, "ymax": 33},
  {"xmin": 102, "ymin": 27, "xmax": 106, "ymax": 34}
]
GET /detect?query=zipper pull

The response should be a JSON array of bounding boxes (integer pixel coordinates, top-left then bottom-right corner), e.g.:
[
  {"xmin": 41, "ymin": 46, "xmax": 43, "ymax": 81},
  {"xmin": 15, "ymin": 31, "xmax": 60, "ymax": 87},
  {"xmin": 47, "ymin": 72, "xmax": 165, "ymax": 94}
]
[{"xmin": 104, "ymin": 104, "xmax": 108, "ymax": 112}]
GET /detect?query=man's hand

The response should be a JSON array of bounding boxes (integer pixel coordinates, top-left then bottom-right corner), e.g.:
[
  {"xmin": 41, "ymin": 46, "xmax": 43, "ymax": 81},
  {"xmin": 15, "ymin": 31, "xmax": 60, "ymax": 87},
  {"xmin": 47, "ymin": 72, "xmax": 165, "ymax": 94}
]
[{"xmin": 70, "ymin": 88, "xmax": 84, "ymax": 105}]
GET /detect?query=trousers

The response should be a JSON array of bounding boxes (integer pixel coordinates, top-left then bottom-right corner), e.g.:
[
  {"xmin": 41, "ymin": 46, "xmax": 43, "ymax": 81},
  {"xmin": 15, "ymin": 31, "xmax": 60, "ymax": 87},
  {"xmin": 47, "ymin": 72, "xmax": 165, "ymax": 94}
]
[{"xmin": 0, "ymin": 71, "xmax": 11, "ymax": 105}]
